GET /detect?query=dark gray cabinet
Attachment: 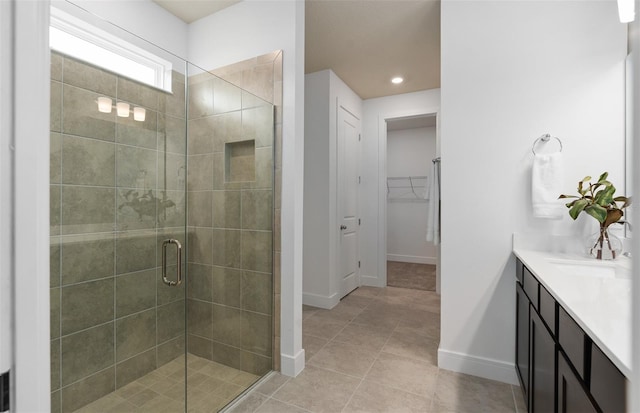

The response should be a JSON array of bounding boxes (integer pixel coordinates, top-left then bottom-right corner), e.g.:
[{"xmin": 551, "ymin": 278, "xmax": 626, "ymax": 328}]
[{"xmin": 515, "ymin": 258, "xmax": 626, "ymax": 413}]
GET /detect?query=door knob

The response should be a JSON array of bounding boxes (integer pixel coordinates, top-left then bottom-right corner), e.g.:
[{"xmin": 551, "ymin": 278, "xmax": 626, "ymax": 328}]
[{"xmin": 340, "ymin": 225, "xmax": 347, "ymax": 230}]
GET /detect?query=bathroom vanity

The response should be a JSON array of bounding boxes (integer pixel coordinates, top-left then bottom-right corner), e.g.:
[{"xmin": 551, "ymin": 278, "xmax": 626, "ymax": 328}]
[{"xmin": 513, "ymin": 248, "xmax": 630, "ymax": 413}]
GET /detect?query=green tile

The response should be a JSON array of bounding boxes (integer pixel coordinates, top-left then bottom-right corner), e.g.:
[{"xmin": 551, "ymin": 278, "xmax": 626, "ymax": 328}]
[
  {"xmin": 115, "ymin": 230, "xmax": 156, "ymax": 274},
  {"xmin": 242, "ymin": 105, "xmax": 274, "ymax": 148},
  {"xmin": 158, "ymin": 336, "xmax": 184, "ymax": 366},
  {"xmin": 188, "ymin": 191, "xmax": 212, "ymax": 227},
  {"xmin": 212, "ymin": 266, "xmax": 241, "ymax": 308},
  {"xmin": 116, "ymin": 107, "xmax": 158, "ymax": 149},
  {"xmin": 116, "ymin": 189, "xmax": 158, "ymax": 231},
  {"xmin": 188, "ymin": 78, "xmax": 214, "ymax": 120},
  {"xmin": 240, "ymin": 231, "xmax": 272, "ymax": 273},
  {"xmin": 157, "ymin": 190, "xmax": 186, "ymax": 228},
  {"xmin": 157, "ymin": 265, "xmax": 186, "ymax": 305},
  {"xmin": 61, "ymin": 323, "xmax": 114, "ymax": 386},
  {"xmin": 212, "ymin": 112, "xmax": 242, "ymax": 153},
  {"xmin": 51, "ymin": 389, "xmax": 61, "ymax": 413},
  {"xmin": 61, "ymin": 135, "xmax": 115, "ymax": 186},
  {"xmin": 51, "ymin": 339, "xmax": 61, "ymax": 391},
  {"xmin": 63, "ymin": 57, "xmax": 117, "ymax": 96},
  {"xmin": 241, "ymin": 311, "xmax": 272, "ymax": 357},
  {"xmin": 117, "ymin": 77, "xmax": 158, "ymax": 110},
  {"xmin": 241, "ymin": 190, "xmax": 272, "ymax": 230},
  {"xmin": 241, "ymin": 271, "xmax": 272, "ymax": 315},
  {"xmin": 187, "ymin": 116, "xmax": 215, "ymax": 155},
  {"xmin": 188, "ymin": 227, "xmax": 213, "ymax": 265},
  {"xmin": 62, "ymin": 84, "xmax": 115, "ymax": 142},
  {"xmin": 116, "ymin": 269, "xmax": 156, "ymax": 318},
  {"xmin": 51, "ymin": 185, "xmax": 61, "ymax": 236},
  {"xmin": 187, "ymin": 264, "xmax": 212, "ymax": 302},
  {"xmin": 187, "ymin": 299, "xmax": 212, "ymax": 339},
  {"xmin": 50, "ymin": 287, "xmax": 60, "ymax": 339},
  {"xmin": 158, "ymin": 151, "xmax": 186, "ymax": 191},
  {"xmin": 211, "ymin": 340, "xmax": 241, "ymax": 369},
  {"xmin": 50, "ymin": 241, "xmax": 61, "ymax": 288},
  {"xmin": 61, "ymin": 234, "xmax": 115, "ymax": 285},
  {"xmin": 251, "ymin": 147, "xmax": 273, "ymax": 190},
  {"xmin": 187, "ymin": 334, "xmax": 212, "ymax": 360},
  {"xmin": 51, "ymin": 133, "xmax": 62, "ymax": 183},
  {"xmin": 212, "ymin": 229, "xmax": 241, "ymax": 268},
  {"xmin": 212, "ymin": 191, "xmax": 241, "ymax": 229},
  {"xmin": 157, "ymin": 300, "xmax": 185, "ymax": 343},
  {"xmin": 116, "ymin": 348, "xmax": 156, "ymax": 389},
  {"xmin": 51, "ymin": 52, "xmax": 62, "ymax": 82},
  {"xmin": 159, "ymin": 73, "xmax": 186, "ymax": 119},
  {"xmin": 158, "ymin": 114, "xmax": 186, "ymax": 155},
  {"xmin": 116, "ymin": 144, "xmax": 158, "ymax": 189},
  {"xmin": 60, "ymin": 366, "xmax": 115, "ymax": 413},
  {"xmin": 240, "ymin": 351, "xmax": 272, "ymax": 376},
  {"xmin": 60, "ymin": 186, "xmax": 115, "ymax": 235},
  {"xmin": 187, "ymin": 154, "xmax": 214, "ymax": 191},
  {"xmin": 116, "ymin": 309, "xmax": 156, "ymax": 362},
  {"xmin": 212, "ymin": 304, "xmax": 241, "ymax": 347},
  {"xmin": 213, "ymin": 77, "xmax": 242, "ymax": 114},
  {"xmin": 51, "ymin": 81, "xmax": 62, "ymax": 132},
  {"xmin": 61, "ymin": 279, "xmax": 114, "ymax": 335}
]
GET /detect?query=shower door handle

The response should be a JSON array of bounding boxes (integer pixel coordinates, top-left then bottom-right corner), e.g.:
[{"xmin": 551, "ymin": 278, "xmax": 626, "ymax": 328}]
[{"xmin": 161, "ymin": 239, "xmax": 182, "ymax": 286}]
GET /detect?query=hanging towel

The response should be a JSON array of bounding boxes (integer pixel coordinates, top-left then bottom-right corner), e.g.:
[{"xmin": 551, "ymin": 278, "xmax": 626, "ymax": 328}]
[
  {"xmin": 426, "ymin": 160, "xmax": 440, "ymax": 245},
  {"xmin": 532, "ymin": 152, "xmax": 564, "ymax": 219}
]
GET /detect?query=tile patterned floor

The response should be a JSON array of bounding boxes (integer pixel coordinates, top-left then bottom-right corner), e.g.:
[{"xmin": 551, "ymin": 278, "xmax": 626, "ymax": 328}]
[
  {"xmin": 230, "ymin": 286, "xmax": 527, "ymax": 413},
  {"xmin": 73, "ymin": 355, "xmax": 259, "ymax": 413},
  {"xmin": 387, "ymin": 261, "xmax": 437, "ymax": 291}
]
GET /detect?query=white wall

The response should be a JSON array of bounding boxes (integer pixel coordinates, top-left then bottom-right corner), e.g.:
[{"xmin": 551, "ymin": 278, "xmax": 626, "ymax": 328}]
[
  {"xmin": 303, "ymin": 69, "xmax": 362, "ymax": 309},
  {"xmin": 360, "ymin": 89, "xmax": 441, "ymax": 287},
  {"xmin": 60, "ymin": 0, "xmax": 188, "ymax": 59},
  {"xmin": 188, "ymin": 0, "xmax": 306, "ymax": 377},
  {"xmin": 387, "ymin": 126, "xmax": 437, "ymax": 264},
  {"xmin": 440, "ymin": 0, "xmax": 626, "ymax": 384}
]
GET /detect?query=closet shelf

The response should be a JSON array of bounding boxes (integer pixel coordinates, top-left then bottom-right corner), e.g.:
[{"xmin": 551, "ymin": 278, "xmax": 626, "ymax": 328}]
[{"xmin": 387, "ymin": 176, "xmax": 428, "ymax": 201}]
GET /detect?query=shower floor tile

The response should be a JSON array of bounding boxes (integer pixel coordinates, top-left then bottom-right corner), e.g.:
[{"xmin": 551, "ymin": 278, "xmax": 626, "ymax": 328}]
[{"xmin": 74, "ymin": 355, "xmax": 259, "ymax": 413}]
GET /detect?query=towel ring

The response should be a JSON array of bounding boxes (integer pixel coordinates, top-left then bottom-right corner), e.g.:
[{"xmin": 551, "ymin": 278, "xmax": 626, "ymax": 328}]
[{"xmin": 532, "ymin": 134, "xmax": 563, "ymax": 155}]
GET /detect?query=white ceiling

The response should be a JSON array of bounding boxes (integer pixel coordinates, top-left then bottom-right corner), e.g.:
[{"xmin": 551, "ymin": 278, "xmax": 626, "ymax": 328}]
[{"xmin": 152, "ymin": 0, "xmax": 441, "ymax": 100}]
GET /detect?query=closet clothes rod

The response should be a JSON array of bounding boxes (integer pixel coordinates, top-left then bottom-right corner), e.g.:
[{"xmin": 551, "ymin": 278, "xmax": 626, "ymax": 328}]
[
  {"xmin": 432, "ymin": 157, "xmax": 441, "ymax": 163},
  {"xmin": 386, "ymin": 176, "xmax": 428, "ymax": 199}
]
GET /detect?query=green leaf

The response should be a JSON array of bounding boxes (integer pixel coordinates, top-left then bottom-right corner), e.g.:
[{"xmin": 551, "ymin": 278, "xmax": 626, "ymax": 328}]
[
  {"xmin": 558, "ymin": 194, "xmax": 578, "ymax": 199},
  {"xmin": 568, "ymin": 199, "xmax": 588, "ymax": 220},
  {"xmin": 565, "ymin": 200, "xmax": 577, "ymax": 208},
  {"xmin": 585, "ymin": 204, "xmax": 607, "ymax": 223},
  {"xmin": 578, "ymin": 180, "xmax": 586, "ymax": 196},
  {"xmin": 594, "ymin": 185, "xmax": 616, "ymax": 207},
  {"xmin": 614, "ymin": 196, "xmax": 632, "ymax": 208},
  {"xmin": 582, "ymin": 176, "xmax": 592, "ymax": 182},
  {"xmin": 598, "ymin": 172, "xmax": 609, "ymax": 183}
]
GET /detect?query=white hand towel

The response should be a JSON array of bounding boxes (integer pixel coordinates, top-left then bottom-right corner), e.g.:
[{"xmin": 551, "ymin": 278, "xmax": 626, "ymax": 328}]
[{"xmin": 532, "ymin": 152, "xmax": 564, "ymax": 219}]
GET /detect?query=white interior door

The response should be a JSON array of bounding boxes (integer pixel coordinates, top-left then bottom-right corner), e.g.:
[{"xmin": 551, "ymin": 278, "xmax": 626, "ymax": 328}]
[{"xmin": 337, "ymin": 105, "xmax": 360, "ymax": 298}]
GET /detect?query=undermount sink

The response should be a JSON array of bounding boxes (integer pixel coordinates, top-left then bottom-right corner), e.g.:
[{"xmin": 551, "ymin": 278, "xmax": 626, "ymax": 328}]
[{"xmin": 546, "ymin": 258, "xmax": 631, "ymax": 280}]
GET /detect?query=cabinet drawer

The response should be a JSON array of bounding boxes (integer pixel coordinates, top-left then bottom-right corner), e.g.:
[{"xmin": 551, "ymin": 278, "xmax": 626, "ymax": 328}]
[
  {"xmin": 523, "ymin": 266, "xmax": 539, "ymax": 310},
  {"xmin": 539, "ymin": 285, "xmax": 556, "ymax": 337},
  {"xmin": 558, "ymin": 307, "xmax": 585, "ymax": 379},
  {"xmin": 591, "ymin": 344, "xmax": 626, "ymax": 413},
  {"xmin": 516, "ymin": 258, "xmax": 524, "ymax": 284}
]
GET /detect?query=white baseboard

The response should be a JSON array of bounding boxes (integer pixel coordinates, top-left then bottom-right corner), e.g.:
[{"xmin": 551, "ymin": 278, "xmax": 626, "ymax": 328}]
[
  {"xmin": 387, "ymin": 254, "xmax": 436, "ymax": 265},
  {"xmin": 360, "ymin": 274, "xmax": 385, "ymax": 288},
  {"xmin": 280, "ymin": 349, "xmax": 305, "ymax": 377},
  {"xmin": 302, "ymin": 291, "xmax": 339, "ymax": 309},
  {"xmin": 438, "ymin": 348, "xmax": 519, "ymax": 385}
]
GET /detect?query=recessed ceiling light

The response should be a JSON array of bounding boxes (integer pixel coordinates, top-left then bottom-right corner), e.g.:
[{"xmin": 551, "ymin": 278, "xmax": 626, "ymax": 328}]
[{"xmin": 391, "ymin": 77, "xmax": 404, "ymax": 84}]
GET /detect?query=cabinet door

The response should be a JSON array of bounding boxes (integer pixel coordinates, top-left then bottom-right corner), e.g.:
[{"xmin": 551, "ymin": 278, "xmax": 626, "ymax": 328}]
[
  {"xmin": 530, "ymin": 308, "xmax": 556, "ymax": 413},
  {"xmin": 516, "ymin": 283, "xmax": 530, "ymax": 402},
  {"xmin": 557, "ymin": 352, "xmax": 597, "ymax": 413}
]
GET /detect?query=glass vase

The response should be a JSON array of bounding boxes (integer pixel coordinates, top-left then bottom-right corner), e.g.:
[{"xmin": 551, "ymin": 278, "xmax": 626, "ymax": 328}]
[{"xmin": 585, "ymin": 226, "xmax": 622, "ymax": 260}]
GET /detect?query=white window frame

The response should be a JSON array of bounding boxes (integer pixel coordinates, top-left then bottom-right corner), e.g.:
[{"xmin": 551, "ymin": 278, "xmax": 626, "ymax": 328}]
[{"xmin": 49, "ymin": 7, "xmax": 172, "ymax": 93}]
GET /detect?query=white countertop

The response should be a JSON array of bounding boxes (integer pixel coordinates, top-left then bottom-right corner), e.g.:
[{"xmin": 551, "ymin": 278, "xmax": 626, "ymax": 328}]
[{"xmin": 512, "ymin": 246, "xmax": 632, "ymax": 378}]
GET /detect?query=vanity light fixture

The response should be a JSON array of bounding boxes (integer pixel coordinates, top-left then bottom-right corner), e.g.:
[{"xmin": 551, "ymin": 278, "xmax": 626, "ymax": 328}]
[
  {"xmin": 617, "ymin": 0, "xmax": 635, "ymax": 22},
  {"xmin": 391, "ymin": 76, "xmax": 404, "ymax": 84},
  {"xmin": 96, "ymin": 98, "xmax": 146, "ymax": 121}
]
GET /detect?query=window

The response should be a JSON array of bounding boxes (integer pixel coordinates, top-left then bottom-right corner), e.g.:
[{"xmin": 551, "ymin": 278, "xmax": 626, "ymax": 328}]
[{"xmin": 50, "ymin": 7, "xmax": 172, "ymax": 92}]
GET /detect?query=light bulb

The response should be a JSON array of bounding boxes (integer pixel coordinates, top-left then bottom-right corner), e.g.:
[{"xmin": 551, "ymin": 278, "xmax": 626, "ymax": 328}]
[
  {"xmin": 133, "ymin": 107, "xmax": 146, "ymax": 122},
  {"xmin": 116, "ymin": 102, "xmax": 130, "ymax": 117},
  {"xmin": 391, "ymin": 77, "xmax": 404, "ymax": 84},
  {"xmin": 97, "ymin": 97, "xmax": 112, "ymax": 113}
]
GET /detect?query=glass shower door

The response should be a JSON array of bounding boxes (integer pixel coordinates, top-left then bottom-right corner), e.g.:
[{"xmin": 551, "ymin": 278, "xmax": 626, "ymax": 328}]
[{"xmin": 49, "ymin": 3, "xmax": 190, "ymax": 411}]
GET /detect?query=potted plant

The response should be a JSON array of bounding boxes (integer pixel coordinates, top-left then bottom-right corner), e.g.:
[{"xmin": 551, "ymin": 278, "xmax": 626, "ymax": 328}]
[{"xmin": 559, "ymin": 172, "xmax": 631, "ymax": 260}]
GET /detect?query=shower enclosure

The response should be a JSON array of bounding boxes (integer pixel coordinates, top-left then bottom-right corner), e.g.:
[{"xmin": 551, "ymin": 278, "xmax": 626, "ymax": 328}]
[{"xmin": 49, "ymin": 4, "xmax": 276, "ymax": 412}]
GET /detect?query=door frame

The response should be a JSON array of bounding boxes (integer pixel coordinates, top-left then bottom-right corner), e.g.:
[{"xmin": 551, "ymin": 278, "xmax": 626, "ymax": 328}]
[{"xmin": 377, "ymin": 107, "xmax": 440, "ymax": 290}]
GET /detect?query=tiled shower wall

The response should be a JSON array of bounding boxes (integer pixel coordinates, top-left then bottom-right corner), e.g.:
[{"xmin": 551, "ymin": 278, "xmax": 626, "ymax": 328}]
[
  {"xmin": 185, "ymin": 66, "xmax": 275, "ymax": 375},
  {"xmin": 49, "ymin": 51, "xmax": 188, "ymax": 413},
  {"xmin": 210, "ymin": 51, "xmax": 283, "ymax": 371}
]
